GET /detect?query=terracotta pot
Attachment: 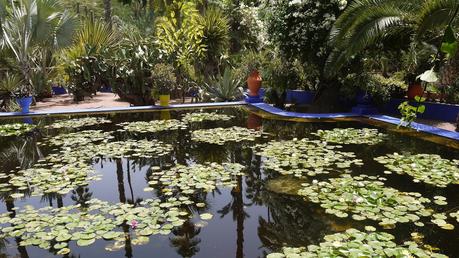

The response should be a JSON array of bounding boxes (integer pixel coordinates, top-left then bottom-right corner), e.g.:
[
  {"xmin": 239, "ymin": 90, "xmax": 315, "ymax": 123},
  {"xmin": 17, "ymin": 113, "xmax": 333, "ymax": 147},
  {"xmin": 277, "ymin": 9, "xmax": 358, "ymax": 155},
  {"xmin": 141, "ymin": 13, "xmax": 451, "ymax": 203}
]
[
  {"xmin": 407, "ymin": 83, "xmax": 424, "ymax": 100},
  {"xmin": 247, "ymin": 70, "xmax": 262, "ymax": 97}
]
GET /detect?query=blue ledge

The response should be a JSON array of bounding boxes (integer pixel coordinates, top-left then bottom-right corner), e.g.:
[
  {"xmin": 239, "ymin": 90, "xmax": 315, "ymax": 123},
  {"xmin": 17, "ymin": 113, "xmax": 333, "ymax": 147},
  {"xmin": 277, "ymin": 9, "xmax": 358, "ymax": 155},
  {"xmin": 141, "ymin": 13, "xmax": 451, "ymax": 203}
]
[
  {"xmin": 367, "ymin": 115, "xmax": 459, "ymax": 141},
  {"xmin": 249, "ymin": 103, "xmax": 358, "ymax": 119},
  {"xmin": 0, "ymin": 101, "xmax": 247, "ymax": 118},
  {"xmin": 249, "ymin": 103, "xmax": 459, "ymax": 142}
]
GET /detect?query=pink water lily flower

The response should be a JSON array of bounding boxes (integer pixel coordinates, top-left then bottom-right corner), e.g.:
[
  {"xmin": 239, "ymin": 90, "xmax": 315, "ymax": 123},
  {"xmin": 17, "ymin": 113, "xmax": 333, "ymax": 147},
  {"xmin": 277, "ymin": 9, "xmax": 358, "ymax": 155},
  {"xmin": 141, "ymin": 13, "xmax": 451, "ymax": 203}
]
[{"xmin": 130, "ymin": 219, "xmax": 138, "ymax": 229}]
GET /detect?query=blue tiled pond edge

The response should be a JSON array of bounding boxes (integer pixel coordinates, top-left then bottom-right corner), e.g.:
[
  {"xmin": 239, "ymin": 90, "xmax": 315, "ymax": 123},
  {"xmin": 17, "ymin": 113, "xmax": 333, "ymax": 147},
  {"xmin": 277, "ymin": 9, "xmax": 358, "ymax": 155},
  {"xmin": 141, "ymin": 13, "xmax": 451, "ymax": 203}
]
[
  {"xmin": 0, "ymin": 101, "xmax": 247, "ymax": 118},
  {"xmin": 249, "ymin": 103, "xmax": 459, "ymax": 142},
  {"xmin": 0, "ymin": 100, "xmax": 457, "ymax": 142}
]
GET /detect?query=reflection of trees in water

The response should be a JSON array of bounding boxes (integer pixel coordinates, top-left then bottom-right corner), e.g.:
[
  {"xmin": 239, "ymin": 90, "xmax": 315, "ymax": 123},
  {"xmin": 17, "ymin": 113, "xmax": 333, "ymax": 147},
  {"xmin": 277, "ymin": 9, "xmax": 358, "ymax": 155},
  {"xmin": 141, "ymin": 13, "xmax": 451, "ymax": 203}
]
[
  {"xmin": 258, "ymin": 191, "xmax": 351, "ymax": 252},
  {"xmin": 0, "ymin": 134, "xmax": 43, "ymax": 171},
  {"xmin": 5, "ymin": 198, "xmax": 29, "ymax": 257},
  {"xmin": 41, "ymin": 192, "xmax": 64, "ymax": 208},
  {"xmin": 170, "ymin": 219, "xmax": 201, "ymax": 258},
  {"xmin": 71, "ymin": 186, "xmax": 93, "ymax": 208}
]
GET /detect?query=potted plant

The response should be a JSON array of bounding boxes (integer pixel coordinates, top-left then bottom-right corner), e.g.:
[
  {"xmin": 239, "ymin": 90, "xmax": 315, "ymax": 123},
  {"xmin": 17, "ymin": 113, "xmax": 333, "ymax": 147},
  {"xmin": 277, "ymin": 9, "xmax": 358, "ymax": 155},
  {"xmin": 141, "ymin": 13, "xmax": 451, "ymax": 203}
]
[
  {"xmin": 15, "ymin": 86, "xmax": 33, "ymax": 113},
  {"xmin": 151, "ymin": 63, "xmax": 176, "ymax": 107},
  {"xmin": 246, "ymin": 61, "xmax": 262, "ymax": 97}
]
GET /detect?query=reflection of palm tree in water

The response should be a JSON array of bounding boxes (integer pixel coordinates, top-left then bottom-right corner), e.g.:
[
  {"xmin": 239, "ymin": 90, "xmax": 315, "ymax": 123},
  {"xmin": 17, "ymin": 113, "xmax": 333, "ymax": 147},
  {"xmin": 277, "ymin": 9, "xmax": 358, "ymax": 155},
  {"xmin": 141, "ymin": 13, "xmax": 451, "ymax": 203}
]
[
  {"xmin": 170, "ymin": 219, "xmax": 201, "ymax": 257},
  {"xmin": 116, "ymin": 159, "xmax": 133, "ymax": 258},
  {"xmin": 71, "ymin": 186, "xmax": 93, "ymax": 208},
  {"xmin": 217, "ymin": 148, "xmax": 249, "ymax": 258},
  {"xmin": 5, "ymin": 198, "xmax": 29, "ymax": 258}
]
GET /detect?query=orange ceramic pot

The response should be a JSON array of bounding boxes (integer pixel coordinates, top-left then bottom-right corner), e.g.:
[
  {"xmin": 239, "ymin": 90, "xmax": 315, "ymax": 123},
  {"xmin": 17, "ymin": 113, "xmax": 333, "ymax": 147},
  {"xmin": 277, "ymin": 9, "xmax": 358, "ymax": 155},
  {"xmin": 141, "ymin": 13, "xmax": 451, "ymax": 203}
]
[
  {"xmin": 247, "ymin": 70, "xmax": 262, "ymax": 97},
  {"xmin": 407, "ymin": 83, "xmax": 424, "ymax": 100}
]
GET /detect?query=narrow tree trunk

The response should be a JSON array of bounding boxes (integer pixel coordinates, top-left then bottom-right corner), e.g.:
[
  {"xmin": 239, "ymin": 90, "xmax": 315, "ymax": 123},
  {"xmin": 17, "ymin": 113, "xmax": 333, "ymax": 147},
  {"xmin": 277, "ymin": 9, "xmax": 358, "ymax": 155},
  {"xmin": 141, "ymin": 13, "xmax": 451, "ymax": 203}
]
[{"xmin": 104, "ymin": 0, "xmax": 112, "ymax": 26}]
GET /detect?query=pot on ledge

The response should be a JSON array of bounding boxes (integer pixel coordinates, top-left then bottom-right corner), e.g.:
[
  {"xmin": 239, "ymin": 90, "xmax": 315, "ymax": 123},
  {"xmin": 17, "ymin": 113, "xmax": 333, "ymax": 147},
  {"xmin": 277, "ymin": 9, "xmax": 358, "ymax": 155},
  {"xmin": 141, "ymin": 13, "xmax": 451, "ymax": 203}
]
[
  {"xmin": 16, "ymin": 96, "xmax": 33, "ymax": 113},
  {"xmin": 247, "ymin": 70, "xmax": 262, "ymax": 97}
]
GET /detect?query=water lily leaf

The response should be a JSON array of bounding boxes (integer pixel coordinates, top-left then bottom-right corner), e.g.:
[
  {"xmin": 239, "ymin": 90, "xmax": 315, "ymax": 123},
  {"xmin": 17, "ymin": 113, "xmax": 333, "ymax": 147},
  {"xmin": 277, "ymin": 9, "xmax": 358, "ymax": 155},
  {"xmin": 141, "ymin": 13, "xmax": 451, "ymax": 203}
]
[
  {"xmin": 77, "ymin": 238, "xmax": 95, "ymax": 246},
  {"xmin": 200, "ymin": 213, "xmax": 213, "ymax": 220}
]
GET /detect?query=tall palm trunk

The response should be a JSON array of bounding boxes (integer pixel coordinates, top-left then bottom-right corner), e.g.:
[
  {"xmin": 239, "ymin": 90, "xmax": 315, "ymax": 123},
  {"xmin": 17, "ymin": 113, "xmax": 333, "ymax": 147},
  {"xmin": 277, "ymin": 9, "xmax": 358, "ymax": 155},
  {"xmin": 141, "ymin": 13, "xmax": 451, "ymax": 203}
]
[{"xmin": 104, "ymin": 0, "xmax": 112, "ymax": 26}]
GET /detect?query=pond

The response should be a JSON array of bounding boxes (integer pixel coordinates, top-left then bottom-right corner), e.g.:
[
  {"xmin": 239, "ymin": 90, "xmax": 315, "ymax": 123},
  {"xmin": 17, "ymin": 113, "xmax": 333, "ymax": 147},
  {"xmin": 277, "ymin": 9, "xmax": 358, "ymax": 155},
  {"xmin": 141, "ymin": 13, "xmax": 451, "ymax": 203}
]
[{"xmin": 0, "ymin": 106, "xmax": 458, "ymax": 258}]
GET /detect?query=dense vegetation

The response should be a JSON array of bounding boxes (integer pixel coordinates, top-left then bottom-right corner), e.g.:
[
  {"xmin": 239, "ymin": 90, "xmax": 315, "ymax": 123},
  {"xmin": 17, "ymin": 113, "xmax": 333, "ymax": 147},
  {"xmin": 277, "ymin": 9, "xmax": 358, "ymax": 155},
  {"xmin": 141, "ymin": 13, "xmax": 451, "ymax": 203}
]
[{"xmin": 0, "ymin": 0, "xmax": 458, "ymax": 121}]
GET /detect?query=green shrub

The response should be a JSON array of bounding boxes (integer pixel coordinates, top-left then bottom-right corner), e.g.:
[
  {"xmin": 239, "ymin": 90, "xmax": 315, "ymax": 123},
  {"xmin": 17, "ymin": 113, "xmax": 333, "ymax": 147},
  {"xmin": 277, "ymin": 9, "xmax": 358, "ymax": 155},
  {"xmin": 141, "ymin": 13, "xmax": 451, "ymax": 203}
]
[{"xmin": 151, "ymin": 63, "xmax": 177, "ymax": 96}]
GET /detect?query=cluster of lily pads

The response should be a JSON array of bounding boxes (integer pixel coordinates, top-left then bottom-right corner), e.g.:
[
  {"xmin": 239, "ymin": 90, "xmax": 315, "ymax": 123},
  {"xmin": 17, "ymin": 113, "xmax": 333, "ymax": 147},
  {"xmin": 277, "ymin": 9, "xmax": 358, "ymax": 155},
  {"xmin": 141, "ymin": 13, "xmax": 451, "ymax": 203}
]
[
  {"xmin": 0, "ymin": 197, "xmax": 193, "ymax": 254},
  {"xmin": 375, "ymin": 153, "xmax": 459, "ymax": 187},
  {"xmin": 118, "ymin": 119, "xmax": 187, "ymax": 133},
  {"xmin": 312, "ymin": 128, "xmax": 387, "ymax": 145},
  {"xmin": 431, "ymin": 213, "xmax": 455, "ymax": 230},
  {"xmin": 191, "ymin": 126, "xmax": 262, "ymax": 145},
  {"xmin": 0, "ymin": 123, "xmax": 36, "ymax": 137},
  {"xmin": 253, "ymin": 138, "xmax": 363, "ymax": 177},
  {"xmin": 6, "ymin": 162, "xmax": 100, "ymax": 197},
  {"xmin": 267, "ymin": 228, "xmax": 447, "ymax": 258},
  {"xmin": 297, "ymin": 174, "xmax": 433, "ymax": 227},
  {"xmin": 182, "ymin": 112, "xmax": 234, "ymax": 123},
  {"xmin": 45, "ymin": 117, "xmax": 111, "ymax": 129},
  {"xmin": 146, "ymin": 162, "xmax": 245, "ymax": 196},
  {"xmin": 42, "ymin": 130, "xmax": 114, "ymax": 148},
  {"xmin": 450, "ymin": 211, "xmax": 459, "ymax": 223}
]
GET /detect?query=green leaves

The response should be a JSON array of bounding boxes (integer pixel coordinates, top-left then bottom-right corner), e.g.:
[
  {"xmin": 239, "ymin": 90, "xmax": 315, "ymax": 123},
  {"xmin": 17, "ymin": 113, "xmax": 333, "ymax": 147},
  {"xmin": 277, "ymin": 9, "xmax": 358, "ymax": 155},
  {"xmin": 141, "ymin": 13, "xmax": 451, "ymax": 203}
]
[
  {"xmin": 267, "ymin": 229, "xmax": 447, "ymax": 258},
  {"xmin": 312, "ymin": 128, "xmax": 387, "ymax": 145},
  {"xmin": 0, "ymin": 123, "xmax": 36, "ymax": 137},
  {"xmin": 298, "ymin": 175, "xmax": 433, "ymax": 227},
  {"xmin": 147, "ymin": 162, "xmax": 245, "ymax": 196},
  {"xmin": 375, "ymin": 153, "xmax": 459, "ymax": 187},
  {"xmin": 253, "ymin": 138, "xmax": 363, "ymax": 178},
  {"xmin": 192, "ymin": 126, "xmax": 262, "ymax": 145},
  {"xmin": 182, "ymin": 112, "xmax": 234, "ymax": 123},
  {"xmin": 45, "ymin": 117, "xmax": 112, "ymax": 129},
  {"xmin": 441, "ymin": 25, "xmax": 458, "ymax": 59},
  {"xmin": 118, "ymin": 119, "xmax": 187, "ymax": 133}
]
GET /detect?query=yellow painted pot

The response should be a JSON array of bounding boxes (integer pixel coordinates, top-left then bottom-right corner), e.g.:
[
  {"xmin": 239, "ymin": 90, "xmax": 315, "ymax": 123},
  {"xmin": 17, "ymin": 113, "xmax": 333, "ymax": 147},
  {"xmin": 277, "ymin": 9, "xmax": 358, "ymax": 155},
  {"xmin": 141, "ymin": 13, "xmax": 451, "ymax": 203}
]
[{"xmin": 159, "ymin": 94, "xmax": 170, "ymax": 107}]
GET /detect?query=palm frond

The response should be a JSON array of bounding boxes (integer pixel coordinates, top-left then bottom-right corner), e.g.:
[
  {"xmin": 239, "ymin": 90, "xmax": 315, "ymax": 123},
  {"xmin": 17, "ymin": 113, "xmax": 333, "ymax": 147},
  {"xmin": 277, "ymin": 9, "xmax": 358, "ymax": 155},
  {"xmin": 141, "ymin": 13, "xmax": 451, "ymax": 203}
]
[{"xmin": 417, "ymin": 0, "xmax": 459, "ymax": 35}]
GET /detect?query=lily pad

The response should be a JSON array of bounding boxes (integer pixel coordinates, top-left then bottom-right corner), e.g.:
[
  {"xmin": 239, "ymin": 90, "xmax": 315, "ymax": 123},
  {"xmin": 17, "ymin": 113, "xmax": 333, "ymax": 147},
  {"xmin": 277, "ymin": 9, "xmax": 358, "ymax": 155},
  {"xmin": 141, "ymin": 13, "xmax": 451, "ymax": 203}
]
[
  {"xmin": 253, "ymin": 138, "xmax": 363, "ymax": 178},
  {"xmin": 182, "ymin": 112, "xmax": 234, "ymax": 123},
  {"xmin": 200, "ymin": 213, "xmax": 213, "ymax": 220},
  {"xmin": 0, "ymin": 123, "xmax": 36, "ymax": 137},
  {"xmin": 312, "ymin": 128, "xmax": 387, "ymax": 145},
  {"xmin": 298, "ymin": 174, "xmax": 433, "ymax": 227},
  {"xmin": 267, "ymin": 228, "xmax": 447, "ymax": 258},
  {"xmin": 118, "ymin": 119, "xmax": 187, "ymax": 133},
  {"xmin": 375, "ymin": 153, "xmax": 459, "ymax": 187},
  {"xmin": 192, "ymin": 126, "xmax": 262, "ymax": 145},
  {"xmin": 46, "ymin": 117, "xmax": 111, "ymax": 129}
]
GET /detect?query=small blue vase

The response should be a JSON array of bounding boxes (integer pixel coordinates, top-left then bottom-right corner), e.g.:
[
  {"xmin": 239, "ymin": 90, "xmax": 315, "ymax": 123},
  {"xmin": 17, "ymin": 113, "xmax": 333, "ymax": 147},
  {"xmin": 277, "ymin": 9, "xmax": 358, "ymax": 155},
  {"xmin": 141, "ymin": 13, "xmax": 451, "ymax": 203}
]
[{"xmin": 16, "ymin": 96, "xmax": 33, "ymax": 113}]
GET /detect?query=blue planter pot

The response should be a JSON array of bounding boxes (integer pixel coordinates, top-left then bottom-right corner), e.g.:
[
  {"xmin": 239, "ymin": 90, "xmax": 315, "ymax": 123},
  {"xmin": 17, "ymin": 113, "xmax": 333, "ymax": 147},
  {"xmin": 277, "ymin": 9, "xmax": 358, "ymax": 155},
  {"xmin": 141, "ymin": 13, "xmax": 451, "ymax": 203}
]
[{"xmin": 16, "ymin": 96, "xmax": 33, "ymax": 113}]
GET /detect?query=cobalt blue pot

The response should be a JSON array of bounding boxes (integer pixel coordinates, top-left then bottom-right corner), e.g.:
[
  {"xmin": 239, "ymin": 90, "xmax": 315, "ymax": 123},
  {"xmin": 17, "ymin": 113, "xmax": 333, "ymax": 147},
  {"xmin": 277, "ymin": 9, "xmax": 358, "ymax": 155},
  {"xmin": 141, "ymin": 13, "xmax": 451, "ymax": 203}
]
[{"xmin": 16, "ymin": 96, "xmax": 33, "ymax": 113}]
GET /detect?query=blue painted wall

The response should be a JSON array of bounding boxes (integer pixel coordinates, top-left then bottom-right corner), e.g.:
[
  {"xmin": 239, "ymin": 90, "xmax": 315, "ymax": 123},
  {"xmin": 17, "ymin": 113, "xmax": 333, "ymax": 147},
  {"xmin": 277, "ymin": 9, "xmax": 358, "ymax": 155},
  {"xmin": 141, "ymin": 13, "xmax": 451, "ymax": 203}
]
[
  {"xmin": 285, "ymin": 90, "xmax": 316, "ymax": 104},
  {"xmin": 383, "ymin": 98, "xmax": 459, "ymax": 122}
]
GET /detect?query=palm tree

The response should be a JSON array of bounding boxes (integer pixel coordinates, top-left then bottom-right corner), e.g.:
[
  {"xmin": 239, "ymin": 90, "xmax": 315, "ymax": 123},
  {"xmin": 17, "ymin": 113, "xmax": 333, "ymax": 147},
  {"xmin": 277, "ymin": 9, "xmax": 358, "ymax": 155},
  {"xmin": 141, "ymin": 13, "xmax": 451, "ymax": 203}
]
[
  {"xmin": 0, "ymin": 0, "xmax": 77, "ymax": 96},
  {"xmin": 326, "ymin": 0, "xmax": 459, "ymax": 76}
]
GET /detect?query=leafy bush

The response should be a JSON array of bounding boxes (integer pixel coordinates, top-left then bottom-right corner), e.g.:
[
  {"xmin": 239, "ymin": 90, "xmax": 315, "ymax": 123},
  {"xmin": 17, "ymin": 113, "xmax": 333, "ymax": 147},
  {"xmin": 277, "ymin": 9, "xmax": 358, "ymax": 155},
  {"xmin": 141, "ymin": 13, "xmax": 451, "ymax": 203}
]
[
  {"xmin": 66, "ymin": 54, "xmax": 109, "ymax": 101},
  {"xmin": 151, "ymin": 63, "xmax": 176, "ymax": 96},
  {"xmin": 109, "ymin": 37, "xmax": 157, "ymax": 105}
]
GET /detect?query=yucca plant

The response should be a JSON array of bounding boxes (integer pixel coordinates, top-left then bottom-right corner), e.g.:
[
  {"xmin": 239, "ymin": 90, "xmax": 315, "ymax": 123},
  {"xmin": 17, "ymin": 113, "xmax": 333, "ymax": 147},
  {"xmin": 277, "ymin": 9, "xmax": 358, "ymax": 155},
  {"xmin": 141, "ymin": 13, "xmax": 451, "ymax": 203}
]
[
  {"xmin": 202, "ymin": 67, "xmax": 243, "ymax": 102},
  {"xmin": 198, "ymin": 6, "xmax": 230, "ymax": 77}
]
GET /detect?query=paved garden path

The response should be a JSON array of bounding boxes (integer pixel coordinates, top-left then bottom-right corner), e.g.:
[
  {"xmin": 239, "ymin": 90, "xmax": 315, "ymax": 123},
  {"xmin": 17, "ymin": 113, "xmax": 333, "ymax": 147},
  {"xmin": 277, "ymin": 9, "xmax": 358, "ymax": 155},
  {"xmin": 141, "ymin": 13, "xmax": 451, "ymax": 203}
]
[{"xmin": 31, "ymin": 93, "xmax": 130, "ymax": 112}]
